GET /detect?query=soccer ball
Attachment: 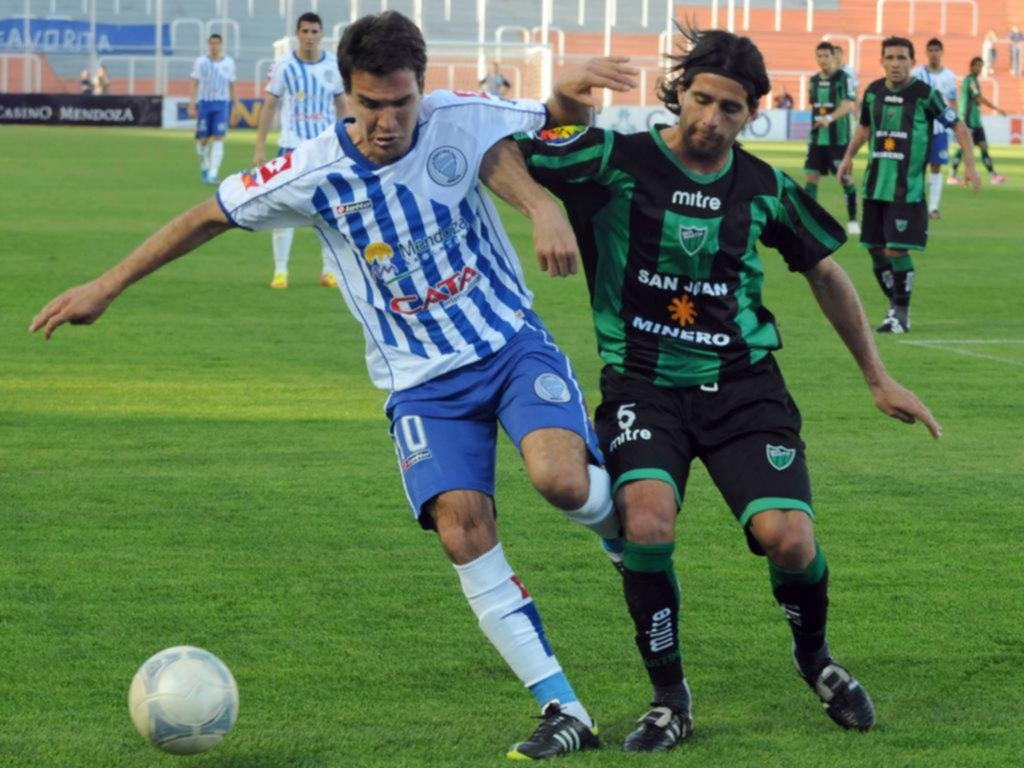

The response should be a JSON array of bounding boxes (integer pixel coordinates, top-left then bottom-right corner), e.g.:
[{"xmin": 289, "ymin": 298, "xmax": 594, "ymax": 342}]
[{"xmin": 128, "ymin": 645, "xmax": 239, "ymax": 755}]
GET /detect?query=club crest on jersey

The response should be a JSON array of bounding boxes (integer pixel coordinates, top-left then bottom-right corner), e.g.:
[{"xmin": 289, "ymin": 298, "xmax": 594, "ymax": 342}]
[
  {"xmin": 533, "ymin": 373, "xmax": 571, "ymax": 403},
  {"xmin": 766, "ymin": 444, "xmax": 796, "ymax": 471},
  {"xmin": 679, "ymin": 225, "xmax": 708, "ymax": 256},
  {"xmin": 895, "ymin": 219, "xmax": 908, "ymax": 232},
  {"xmin": 537, "ymin": 125, "xmax": 588, "ymax": 146},
  {"xmin": 427, "ymin": 146, "xmax": 468, "ymax": 186}
]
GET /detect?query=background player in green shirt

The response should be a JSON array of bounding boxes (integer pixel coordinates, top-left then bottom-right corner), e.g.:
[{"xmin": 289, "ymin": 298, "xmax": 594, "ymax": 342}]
[
  {"xmin": 484, "ymin": 26, "xmax": 941, "ymax": 753},
  {"xmin": 805, "ymin": 41, "xmax": 860, "ymax": 235},
  {"xmin": 949, "ymin": 56, "xmax": 1007, "ymax": 185},
  {"xmin": 838, "ymin": 37, "xmax": 980, "ymax": 334}
]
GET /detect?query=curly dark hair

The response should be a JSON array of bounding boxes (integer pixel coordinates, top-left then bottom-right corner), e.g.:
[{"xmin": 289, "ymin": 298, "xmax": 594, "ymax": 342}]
[
  {"xmin": 658, "ymin": 24, "xmax": 770, "ymax": 114},
  {"xmin": 337, "ymin": 11, "xmax": 427, "ymax": 93}
]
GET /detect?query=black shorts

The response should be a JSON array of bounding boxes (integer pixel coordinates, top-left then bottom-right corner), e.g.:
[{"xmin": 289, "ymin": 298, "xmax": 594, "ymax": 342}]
[
  {"xmin": 594, "ymin": 357, "xmax": 813, "ymax": 554},
  {"xmin": 970, "ymin": 126, "xmax": 987, "ymax": 146},
  {"xmin": 804, "ymin": 143, "xmax": 847, "ymax": 176},
  {"xmin": 860, "ymin": 198, "xmax": 928, "ymax": 251}
]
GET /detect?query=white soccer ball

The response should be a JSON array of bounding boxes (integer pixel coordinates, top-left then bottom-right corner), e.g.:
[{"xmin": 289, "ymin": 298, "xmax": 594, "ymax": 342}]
[{"xmin": 128, "ymin": 645, "xmax": 239, "ymax": 755}]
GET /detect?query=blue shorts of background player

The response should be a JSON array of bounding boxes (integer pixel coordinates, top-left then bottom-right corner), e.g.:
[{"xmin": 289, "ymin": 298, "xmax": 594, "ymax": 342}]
[
  {"xmin": 929, "ymin": 130, "xmax": 950, "ymax": 166},
  {"xmin": 386, "ymin": 314, "xmax": 603, "ymax": 529},
  {"xmin": 195, "ymin": 100, "xmax": 231, "ymax": 139}
]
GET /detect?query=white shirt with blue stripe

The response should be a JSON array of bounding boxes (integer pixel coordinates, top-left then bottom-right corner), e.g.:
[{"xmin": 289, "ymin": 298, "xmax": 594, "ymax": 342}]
[
  {"xmin": 267, "ymin": 52, "xmax": 344, "ymax": 149},
  {"xmin": 217, "ymin": 90, "xmax": 549, "ymax": 392},
  {"xmin": 912, "ymin": 65, "xmax": 958, "ymax": 135},
  {"xmin": 190, "ymin": 55, "xmax": 237, "ymax": 102}
]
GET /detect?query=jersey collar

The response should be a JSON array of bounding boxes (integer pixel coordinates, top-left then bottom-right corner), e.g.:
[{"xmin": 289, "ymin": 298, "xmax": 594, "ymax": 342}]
[
  {"xmin": 335, "ymin": 116, "xmax": 422, "ymax": 171},
  {"xmin": 293, "ymin": 50, "xmax": 327, "ymax": 66}
]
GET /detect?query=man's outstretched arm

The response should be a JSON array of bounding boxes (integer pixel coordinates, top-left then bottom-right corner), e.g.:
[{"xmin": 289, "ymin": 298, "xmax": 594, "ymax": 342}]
[
  {"xmin": 545, "ymin": 57, "xmax": 639, "ymax": 127},
  {"xmin": 481, "ymin": 139, "xmax": 580, "ymax": 278},
  {"xmin": 803, "ymin": 257, "xmax": 942, "ymax": 439},
  {"xmin": 30, "ymin": 198, "xmax": 233, "ymax": 339}
]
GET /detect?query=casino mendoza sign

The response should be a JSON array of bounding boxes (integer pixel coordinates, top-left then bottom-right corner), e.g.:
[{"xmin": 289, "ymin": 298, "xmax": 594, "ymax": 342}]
[{"xmin": 0, "ymin": 93, "xmax": 163, "ymax": 127}]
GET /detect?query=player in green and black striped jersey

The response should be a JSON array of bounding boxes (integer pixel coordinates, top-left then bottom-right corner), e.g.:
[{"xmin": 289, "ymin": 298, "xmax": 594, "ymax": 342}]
[
  {"xmin": 805, "ymin": 41, "xmax": 860, "ymax": 234},
  {"xmin": 838, "ymin": 36, "xmax": 979, "ymax": 333},
  {"xmin": 484, "ymin": 24, "xmax": 942, "ymax": 752},
  {"xmin": 950, "ymin": 56, "xmax": 1008, "ymax": 185}
]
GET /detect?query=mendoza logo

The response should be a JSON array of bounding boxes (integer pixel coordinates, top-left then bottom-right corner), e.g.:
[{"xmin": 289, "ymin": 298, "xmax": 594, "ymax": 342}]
[
  {"xmin": 364, "ymin": 242, "xmax": 398, "ymax": 281},
  {"xmin": 679, "ymin": 225, "xmax": 708, "ymax": 256},
  {"xmin": 537, "ymin": 125, "xmax": 588, "ymax": 146},
  {"xmin": 895, "ymin": 219, "xmax": 908, "ymax": 232},
  {"xmin": 427, "ymin": 146, "xmax": 468, "ymax": 186},
  {"xmin": 766, "ymin": 444, "xmax": 796, "ymax": 471}
]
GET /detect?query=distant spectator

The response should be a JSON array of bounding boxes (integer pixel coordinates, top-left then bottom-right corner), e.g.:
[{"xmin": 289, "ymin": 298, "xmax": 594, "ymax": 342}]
[
  {"xmin": 479, "ymin": 61, "xmax": 511, "ymax": 97},
  {"xmin": 774, "ymin": 87, "xmax": 793, "ymax": 109},
  {"xmin": 79, "ymin": 69, "xmax": 93, "ymax": 95},
  {"xmin": 92, "ymin": 65, "xmax": 109, "ymax": 95},
  {"xmin": 832, "ymin": 44, "xmax": 859, "ymax": 96},
  {"xmin": 982, "ymin": 30, "xmax": 997, "ymax": 76},
  {"xmin": 1011, "ymin": 26, "xmax": 1022, "ymax": 77}
]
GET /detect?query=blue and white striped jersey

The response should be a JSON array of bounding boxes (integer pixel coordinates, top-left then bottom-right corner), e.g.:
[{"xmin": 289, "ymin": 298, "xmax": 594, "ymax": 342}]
[
  {"xmin": 912, "ymin": 65, "xmax": 958, "ymax": 135},
  {"xmin": 266, "ymin": 52, "xmax": 344, "ymax": 149},
  {"xmin": 190, "ymin": 55, "xmax": 236, "ymax": 102},
  {"xmin": 218, "ymin": 90, "xmax": 549, "ymax": 392}
]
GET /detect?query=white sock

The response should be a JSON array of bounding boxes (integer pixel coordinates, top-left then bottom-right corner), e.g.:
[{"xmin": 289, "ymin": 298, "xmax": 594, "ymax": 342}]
[
  {"xmin": 929, "ymin": 172, "xmax": 944, "ymax": 212},
  {"xmin": 209, "ymin": 141, "xmax": 225, "ymax": 178},
  {"xmin": 272, "ymin": 229, "xmax": 294, "ymax": 274},
  {"xmin": 562, "ymin": 465, "xmax": 620, "ymax": 539},
  {"xmin": 196, "ymin": 141, "xmax": 209, "ymax": 172},
  {"xmin": 454, "ymin": 543, "xmax": 563, "ymax": 689}
]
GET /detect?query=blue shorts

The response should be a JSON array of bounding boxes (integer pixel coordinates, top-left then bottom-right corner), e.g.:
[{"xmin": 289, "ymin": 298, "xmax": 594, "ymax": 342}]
[
  {"xmin": 929, "ymin": 131, "xmax": 949, "ymax": 166},
  {"xmin": 386, "ymin": 316, "xmax": 602, "ymax": 528},
  {"xmin": 195, "ymin": 100, "xmax": 231, "ymax": 139}
]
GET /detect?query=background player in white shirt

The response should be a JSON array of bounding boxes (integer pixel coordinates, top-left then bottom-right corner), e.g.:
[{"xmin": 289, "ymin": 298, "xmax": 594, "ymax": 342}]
[
  {"xmin": 32, "ymin": 11, "xmax": 640, "ymax": 761},
  {"xmin": 254, "ymin": 12, "xmax": 346, "ymax": 289},
  {"xmin": 188, "ymin": 34, "xmax": 238, "ymax": 185},
  {"xmin": 912, "ymin": 38, "xmax": 958, "ymax": 218}
]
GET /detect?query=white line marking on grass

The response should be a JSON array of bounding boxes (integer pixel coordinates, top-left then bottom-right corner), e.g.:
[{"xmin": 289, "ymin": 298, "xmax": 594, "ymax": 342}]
[{"xmin": 899, "ymin": 340, "xmax": 1024, "ymax": 367}]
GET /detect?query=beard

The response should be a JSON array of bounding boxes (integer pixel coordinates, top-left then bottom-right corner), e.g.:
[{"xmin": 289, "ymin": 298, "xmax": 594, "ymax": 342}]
[{"xmin": 682, "ymin": 121, "xmax": 729, "ymax": 161}]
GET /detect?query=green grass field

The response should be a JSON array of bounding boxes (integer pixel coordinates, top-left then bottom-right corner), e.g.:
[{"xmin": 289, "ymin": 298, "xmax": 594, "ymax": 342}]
[{"xmin": 2, "ymin": 126, "xmax": 1023, "ymax": 767}]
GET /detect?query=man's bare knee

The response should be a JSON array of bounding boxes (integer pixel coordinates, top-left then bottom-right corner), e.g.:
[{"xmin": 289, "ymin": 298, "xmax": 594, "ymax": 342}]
[{"xmin": 429, "ymin": 491, "xmax": 498, "ymax": 565}]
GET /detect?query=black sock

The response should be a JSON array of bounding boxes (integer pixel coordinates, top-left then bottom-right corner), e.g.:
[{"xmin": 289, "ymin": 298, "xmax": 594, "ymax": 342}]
[
  {"xmin": 770, "ymin": 544, "xmax": 830, "ymax": 667},
  {"xmin": 805, "ymin": 181, "xmax": 818, "ymax": 200},
  {"xmin": 981, "ymin": 149, "xmax": 996, "ymax": 174},
  {"xmin": 891, "ymin": 254, "xmax": 914, "ymax": 324},
  {"xmin": 844, "ymin": 184, "xmax": 857, "ymax": 221},
  {"xmin": 623, "ymin": 542, "xmax": 684, "ymax": 690},
  {"xmin": 870, "ymin": 252, "xmax": 894, "ymax": 300},
  {"xmin": 951, "ymin": 149, "xmax": 962, "ymax": 175}
]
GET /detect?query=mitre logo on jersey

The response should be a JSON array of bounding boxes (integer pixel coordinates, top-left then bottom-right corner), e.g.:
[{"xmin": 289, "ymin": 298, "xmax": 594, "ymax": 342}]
[
  {"xmin": 766, "ymin": 444, "xmax": 796, "ymax": 471},
  {"xmin": 671, "ymin": 190, "xmax": 721, "ymax": 211},
  {"xmin": 537, "ymin": 125, "xmax": 588, "ymax": 146},
  {"xmin": 241, "ymin": 152, "xmax": 293, "ymax": 190},
  {"xmin": 427, "ymin": 146, "xmax": 468, "ymax": 186},
  {"xmin": 884, "ymin": 94, "xmax": 904, "ymax": 104},
  {"xmin": 679, "ymin": 225, "xmax": 708, "ymax": 256},
  {"xmin": 390, "ymin": 267, "xmax": 481, "ymax": 315}
]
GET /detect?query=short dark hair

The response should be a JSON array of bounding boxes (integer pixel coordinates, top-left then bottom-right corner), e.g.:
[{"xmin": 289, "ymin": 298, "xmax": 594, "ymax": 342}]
[
  {"xmin": 296, "ymin": 12, "xmax": 322, "ymax": 31},
  {"xmin": 658, "ymin": 24, "xmax": 770, "ymax": 113},
  {"xmin": 970, "ymin": 56, "xmax": 984, "ymax": 67},
  {"xmin": 926, "ymin": 37, "xmax": 943, "ymax": 50},
  {"xmin": 208, "ymin": 33, "xmax": 223, "ymax": 42},
  {"xmin": 816, "ymin": 41, "xmax": 835, "ymax": 54},
  {"xmin": 881, "ymin": 36, "xmax": 915, "ymax": 60},
  {"xmin": 337, "ymin": 11, "xmax": 427, "ymax": 93}
]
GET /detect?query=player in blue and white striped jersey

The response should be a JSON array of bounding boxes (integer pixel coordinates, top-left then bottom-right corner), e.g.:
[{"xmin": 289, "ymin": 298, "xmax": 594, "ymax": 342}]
[
  {"xmin": 912, "ymin": 38, "xmax": 959, "ymax": 218},
  {"xmin": 254, "ymin": 12, "xmax": 346, "ymax": 289},
  {"xmin": 32, "ymin": 11, "xmax": 640, "ymax": 760},
  {"xmin": 188, "ymin": 34, "xmax": 237, "ymax": 185}
]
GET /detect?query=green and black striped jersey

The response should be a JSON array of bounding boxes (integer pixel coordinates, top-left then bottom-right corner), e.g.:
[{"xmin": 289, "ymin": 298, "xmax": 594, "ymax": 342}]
[
  {"xmin": 514, "ymin": 125, "xmax": 846, "ymax": 387},
  {"xmin": 959, "ymin": 74, "xmax": 983, "ymax": 128},
  {"xmin": 808, "ymin": 71, "xmax": 854, "ymax": 146},
  {"xmin": 860, "ymin": 78, "xmax": 959, "ymax": 203}
]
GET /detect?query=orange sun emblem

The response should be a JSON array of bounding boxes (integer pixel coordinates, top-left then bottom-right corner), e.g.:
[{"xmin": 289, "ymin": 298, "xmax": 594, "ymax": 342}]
[
  {"xmin": 883, "ymin": 137, "xmax": 897, "ymax": 151},
  {"xmin": 668, "ymin": 295, "xmax": 698, "ymax": 327}
]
